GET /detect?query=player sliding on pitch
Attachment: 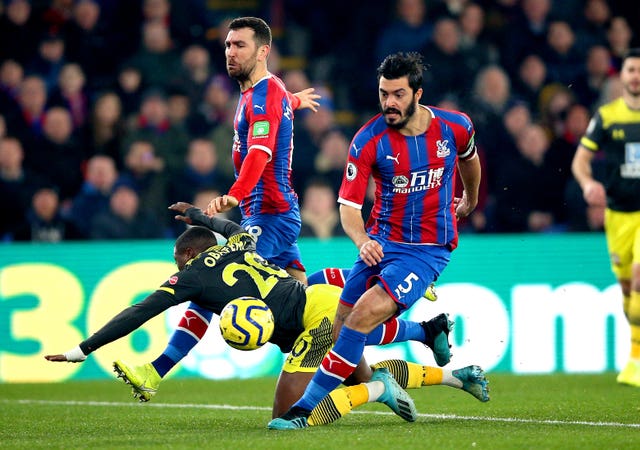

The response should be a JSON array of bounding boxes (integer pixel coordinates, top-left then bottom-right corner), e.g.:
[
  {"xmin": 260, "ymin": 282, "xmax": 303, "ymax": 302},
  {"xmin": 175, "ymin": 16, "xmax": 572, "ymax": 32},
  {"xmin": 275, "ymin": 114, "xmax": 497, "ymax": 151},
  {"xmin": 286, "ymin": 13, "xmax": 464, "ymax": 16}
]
[{"xmin": 46, "ymin": 203, "xmax": 489, "ymax": 426}]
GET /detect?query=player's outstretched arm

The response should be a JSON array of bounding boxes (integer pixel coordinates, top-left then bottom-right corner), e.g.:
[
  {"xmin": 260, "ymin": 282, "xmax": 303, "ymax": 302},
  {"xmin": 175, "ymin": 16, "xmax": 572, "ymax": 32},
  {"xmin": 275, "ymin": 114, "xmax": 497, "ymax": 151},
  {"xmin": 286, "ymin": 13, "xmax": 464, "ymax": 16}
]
[{"xmin": 170, "ymin": 202, "xmax": 244, "ymax": 238}]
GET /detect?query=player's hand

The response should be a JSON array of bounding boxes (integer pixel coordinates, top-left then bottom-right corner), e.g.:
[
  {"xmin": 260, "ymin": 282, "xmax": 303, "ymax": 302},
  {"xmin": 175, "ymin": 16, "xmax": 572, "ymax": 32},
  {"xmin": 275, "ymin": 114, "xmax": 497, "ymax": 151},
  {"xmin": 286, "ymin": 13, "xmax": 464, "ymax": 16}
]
[
  {"xmin": 206, "ymin": 195, "xmax": 239, "ymax": 216},
  {"xmin": 359, "ymin": 240, "xmax": 383, "ymax": 267},
  {"xmin": 169, "ymin": 202, "xmax": 197, "ymax": 223},
  {"xmin": 44, "ymin": 354, "xmax": 70, "ymax": 362},
  {"xmin": 454, "ymin": 190, "xmax": 477, "ymax": 220},
  {"xmin": 294, "ymin": 88, "xmax": 321, "ymax": 112},
  {"xmin": 582, "ymin": 180, "xmax": 606, "ymax": 207},
  {"xmin": 44, "ymin": 346, "xmax": 87, "ymax": 362}
]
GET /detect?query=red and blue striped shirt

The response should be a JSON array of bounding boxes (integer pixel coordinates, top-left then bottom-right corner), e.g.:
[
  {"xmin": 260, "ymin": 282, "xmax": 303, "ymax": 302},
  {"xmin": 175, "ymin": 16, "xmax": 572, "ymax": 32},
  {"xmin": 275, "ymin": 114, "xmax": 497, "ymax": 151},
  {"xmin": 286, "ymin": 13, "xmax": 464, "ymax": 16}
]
[
  {"xmin": 232, "ymin": 74, "xmax": 299, "ymax": 218},
  {"xmin": 338, "ymin": 106, "xmax": 476, "ymax": 250}
]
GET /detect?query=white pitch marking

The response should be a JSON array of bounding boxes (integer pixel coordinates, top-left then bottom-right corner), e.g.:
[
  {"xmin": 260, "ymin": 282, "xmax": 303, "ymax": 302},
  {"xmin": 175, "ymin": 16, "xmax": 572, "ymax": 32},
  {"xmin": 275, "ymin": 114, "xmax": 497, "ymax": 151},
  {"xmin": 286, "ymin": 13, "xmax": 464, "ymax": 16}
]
[{"xmin": 3, "ymin": 399, "xmax": 639, "ymax": 429}]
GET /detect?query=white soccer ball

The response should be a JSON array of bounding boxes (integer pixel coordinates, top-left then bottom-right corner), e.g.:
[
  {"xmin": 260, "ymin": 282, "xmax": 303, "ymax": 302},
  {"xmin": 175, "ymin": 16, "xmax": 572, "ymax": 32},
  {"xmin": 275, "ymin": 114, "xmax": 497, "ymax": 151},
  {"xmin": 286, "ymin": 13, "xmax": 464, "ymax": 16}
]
[{"xmin": 219, "ymin": 297, "xmax": 275, "ymax": 351}]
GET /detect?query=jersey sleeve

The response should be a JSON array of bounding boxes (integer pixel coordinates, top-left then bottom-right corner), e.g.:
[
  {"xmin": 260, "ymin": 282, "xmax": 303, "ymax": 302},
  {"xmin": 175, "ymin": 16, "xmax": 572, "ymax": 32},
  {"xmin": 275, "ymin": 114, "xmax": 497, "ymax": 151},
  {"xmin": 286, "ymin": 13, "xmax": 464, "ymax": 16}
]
[
  {"xmin": 246, "ymin": 83, "xmax": 283, "ymax": 159},
  {"xmin": 79, "ymin": 289, "xmax": 178, "ymax": 354},
  {"xmin": 338, "ymin": 131, "xmax": 376, "ymax": 209},
  {"xmin": 186, "ymin": 207, "xmax": 245, "ymax": 238},
  {"xmin": 456, "ymin": 112, "xmax": 477, "ymax": 161},
  {"xmin": 580, "ymin": 110, "xmax": 604, "ymax": 152}
]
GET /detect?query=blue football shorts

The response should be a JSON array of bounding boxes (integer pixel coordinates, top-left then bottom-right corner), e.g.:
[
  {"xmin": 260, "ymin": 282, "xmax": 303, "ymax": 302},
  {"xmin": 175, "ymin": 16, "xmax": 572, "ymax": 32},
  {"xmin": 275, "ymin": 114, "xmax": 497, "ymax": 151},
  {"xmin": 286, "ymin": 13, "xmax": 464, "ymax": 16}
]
[
  {"xmin": 241, "ymin": 212, "xmax": 305, "ymax": 271},
  {"xmin": 340, "ymin": 239, "xmax": 451, "ymax": 313}
]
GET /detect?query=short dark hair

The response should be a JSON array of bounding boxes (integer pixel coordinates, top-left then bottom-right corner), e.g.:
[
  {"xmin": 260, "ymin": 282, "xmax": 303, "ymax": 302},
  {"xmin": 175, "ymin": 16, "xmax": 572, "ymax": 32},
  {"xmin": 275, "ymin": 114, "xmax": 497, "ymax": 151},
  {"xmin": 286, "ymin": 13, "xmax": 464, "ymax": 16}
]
[
  {"xmin": 622, "ymin": 48, "xmax": 640, "ymax": 63},
  {"xmin": 175, "ymin": 226, "xmax": 217, "ymax": 254},
  {"xmin": 229, "ymin": 17, "xmax": 272, "ymax": 47},
  {"xmin": 377, "ymin": 52, "xmax": 424, "ymax": 93}
]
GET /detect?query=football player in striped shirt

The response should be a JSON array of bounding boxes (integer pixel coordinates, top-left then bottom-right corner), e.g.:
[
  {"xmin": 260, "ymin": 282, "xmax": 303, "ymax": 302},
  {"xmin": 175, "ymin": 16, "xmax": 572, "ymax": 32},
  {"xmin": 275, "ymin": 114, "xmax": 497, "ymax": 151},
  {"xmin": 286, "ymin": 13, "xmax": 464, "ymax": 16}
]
[
  {"xmin": 205, "ymin": 17, "xmax": 317, "ymax": 286},
  {"xmin": 269, "ymin": 51, "xmax": 482, "ymax": 430}
]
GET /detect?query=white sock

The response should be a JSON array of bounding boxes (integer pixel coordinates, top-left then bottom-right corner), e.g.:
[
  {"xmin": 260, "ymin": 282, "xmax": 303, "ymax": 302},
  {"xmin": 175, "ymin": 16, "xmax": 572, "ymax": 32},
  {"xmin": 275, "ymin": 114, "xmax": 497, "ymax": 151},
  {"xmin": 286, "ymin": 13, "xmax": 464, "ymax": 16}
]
[{"xmin": 364, "ymin": 380, "xmax": 385, "ymax": 402}]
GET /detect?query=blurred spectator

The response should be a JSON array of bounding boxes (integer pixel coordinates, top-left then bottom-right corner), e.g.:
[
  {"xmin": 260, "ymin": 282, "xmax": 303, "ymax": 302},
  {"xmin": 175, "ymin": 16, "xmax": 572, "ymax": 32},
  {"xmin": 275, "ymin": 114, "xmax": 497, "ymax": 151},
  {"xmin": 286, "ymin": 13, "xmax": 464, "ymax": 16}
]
[
  {"xmin": 166, "ymin": 86, "xmax": 191, "ymax": 129},
  {"xmin": 116, "ymin": 139, "xmax": 167, "ymax": 222},
  {"xmin": 63, "ymin": 0, "xmax": 115, "ymax": 91},
  {"xmin": 0, "ymin": 136, "xmax": 47, "ymax": 240},
  {"xmin": 176, "ymin": 44, "xmax": 213, "ymax": 108},
  {"xmin": 115, "ymin": 65, "xmax": 144, "ymax": 119},
  {"xmin": 282, "ymin": 68, "xmax": 311, "ymax": 94},
  {"xmin": 595, "ymin": 73, "xmax": 623, "ymax": 107},
  {"xmin": 0, "ymin": 0, "xmax": 41, "ymax": 66},
  {"xmin": 142, "ymin": 0, "xmax": 210, "ymax": 48},
  {"xmin": 208, "ymin": 16, "xmax": 233, "ymax": 75},
  {"xmin": 123, "ymin": 89, "xmax": 189, "ymax": 173},
  {"xmin": 465, "ymin": 65, "xmax": 514, "ymax": 160},
  {"xmin": 458, "ymin": 1, "xmax": 498, "ymax": 73},
  {"xmin": 87, "ymin": 91, "xmax": 126, "ymax": 168},
  {"xmin": 291, "ymin": 89, "xmax": 339, "ymax": 193},
  {"xmin": 538, "ymin": 83, "xmax": 576, "ymax": 139},
  {"xmin": 48, "ymin": 63, "xmax": 90, "ymax": 131},
  {"xmin": 208, "ymin": 92, "xmax": 237, "ymax": 181},
  {"xmin": 421, "ymin": 16, "xmax": 468, "ymax": 104},
  {"xmin": 126, "ymin": 21, "xmax": 182, "ymax": 91},
  {"xmin": 576, "ymin": 0, "xmax": 611, "ymax": 48},
  {"xmin": 485, "ymin": 101, "xmax": 531, "ymax": 188},
  {"xmin": 501, "ymin": 0, "xmax": 553, "ymax": 76},
  {"xmin": 26, "ymin": 106, "xmax": 84, "ymax": 203},
  {"xmin": 13, "ymin": 186, "xmax": 82, "ymax": 242},
  {"xmin": 571, "ymin": 45, "xmax": 614, "ymax": 108},
  {"xmin": 607, "ymin": 16, "xmax": 633, "ymax": 70},
  {"xmin": 375, "ymin": 0, "xmax": 432, "ymax": 65},
  {"xmin": 542, "ymin": 20, "xmax": 586, "ymax": 86},
  {"xmin": 0, "ymin": 59, "xmax": 24, "ymax": 117},
  {"xmin": 89, "ymin": 184, "xmax": 164, "ymax": 240},
  {"xmin": 299, "ymin": 177, "xmax": 346, "ymax": 239},
  {"xmin": 166, "ymin": 138, "xmax": 231, "ymax": 233},
  {"xmin": 188, "ymin": 74, "xmax": 234, "ymax": 137},
  {"xmin": 546, "ymin": 103, "xmax": 591, "ymax": 225},
  {"xmin": 312, "ymin": 129, "xmax": 350, "ymax": 195},
  {"xmin": 8, "ymin": 75, "xmax": 48, "ymax": 151},
  {"xmin": 67, "ymin": 154, "xmax": 118, "ymax": 238},
  {"xmin": 512, "ymin": 53, "xmax": 549, "ymax": 111},
  {"xmin": 41, "ymin": 0, "xmax": 75, "ymax": 33},
  {"xmin": 491, "ymin": 123, "xmax": 559, "ymax": 232},
  {"xmin": 27, "ymin": 32, "xmax": 66, "ymax": 92}
]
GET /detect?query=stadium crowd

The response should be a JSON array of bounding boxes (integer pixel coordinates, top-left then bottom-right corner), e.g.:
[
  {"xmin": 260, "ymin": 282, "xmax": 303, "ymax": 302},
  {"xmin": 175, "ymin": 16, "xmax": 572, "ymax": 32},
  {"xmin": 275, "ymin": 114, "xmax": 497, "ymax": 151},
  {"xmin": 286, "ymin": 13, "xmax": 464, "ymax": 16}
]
[{"xmin": 1, "ymin": 0, "xmax": 639, "ymax": 242}]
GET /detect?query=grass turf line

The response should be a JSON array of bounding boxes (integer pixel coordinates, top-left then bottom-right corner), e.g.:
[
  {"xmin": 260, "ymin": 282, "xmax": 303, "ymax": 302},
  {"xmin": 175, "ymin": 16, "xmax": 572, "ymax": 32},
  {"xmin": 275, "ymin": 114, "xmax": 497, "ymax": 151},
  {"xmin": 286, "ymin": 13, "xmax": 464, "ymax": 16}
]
[{"xmin": 0, "ymin": 373, "xmax": 638, "ymax": 449}]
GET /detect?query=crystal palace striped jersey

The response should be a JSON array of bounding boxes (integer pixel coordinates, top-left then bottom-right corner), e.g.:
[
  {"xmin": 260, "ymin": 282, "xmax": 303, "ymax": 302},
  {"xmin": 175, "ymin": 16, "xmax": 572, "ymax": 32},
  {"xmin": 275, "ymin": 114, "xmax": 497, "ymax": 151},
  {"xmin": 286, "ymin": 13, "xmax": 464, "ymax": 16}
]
[
  {"xmin": 338, "ymin": 106, "xmax": 477, "ymax": 249},
  {"xmin": 232, "ymin": 74, "xmax": 300, "ymax": 217}
]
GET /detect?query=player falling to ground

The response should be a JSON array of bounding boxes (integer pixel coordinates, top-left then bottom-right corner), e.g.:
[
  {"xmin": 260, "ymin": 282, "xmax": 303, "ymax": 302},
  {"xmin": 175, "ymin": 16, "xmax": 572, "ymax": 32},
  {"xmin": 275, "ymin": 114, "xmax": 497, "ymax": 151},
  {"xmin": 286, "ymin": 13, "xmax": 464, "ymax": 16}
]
[
  {"xmin": 116, "ymin": 267, "xmax": 437, "ymax": 406},
  {"xmin": 572, "ymin": 48, "xmax": 640, "ymax": 387},
  {"xmin": 205, "ymin": 17, "xmax": 318, "ymax": 285},
  {"xmin": 45, "ymin": 203, "xmax": 489, "ymax": 426},
  {"xmin": 268, "ymin": 52, "xmax": 482, "ymax": 430}
]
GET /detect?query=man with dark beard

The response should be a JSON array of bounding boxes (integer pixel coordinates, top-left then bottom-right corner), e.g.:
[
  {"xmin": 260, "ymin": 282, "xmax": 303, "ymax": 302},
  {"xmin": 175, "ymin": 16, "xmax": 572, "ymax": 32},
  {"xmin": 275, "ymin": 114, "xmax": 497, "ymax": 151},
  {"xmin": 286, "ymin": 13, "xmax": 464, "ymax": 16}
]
[
  {"xmin": 269, "ymin": 52, "xmax": 482, "ymax": 430},
  {"xmin": 572, "ymin": 48, "xmax": 640, "ymax": 387},
  {"xmin": 205, "ymin": 17, "xmax": 317, "ymax": 285}
]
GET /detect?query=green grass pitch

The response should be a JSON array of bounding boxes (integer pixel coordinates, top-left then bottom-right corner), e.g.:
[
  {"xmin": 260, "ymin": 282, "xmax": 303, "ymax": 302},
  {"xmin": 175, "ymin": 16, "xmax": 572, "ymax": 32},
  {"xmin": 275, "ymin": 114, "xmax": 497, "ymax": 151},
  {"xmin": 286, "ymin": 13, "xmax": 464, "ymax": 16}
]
[{"xmin": 1, "ymin": 372, "xmax": 638, "ymax": 449}]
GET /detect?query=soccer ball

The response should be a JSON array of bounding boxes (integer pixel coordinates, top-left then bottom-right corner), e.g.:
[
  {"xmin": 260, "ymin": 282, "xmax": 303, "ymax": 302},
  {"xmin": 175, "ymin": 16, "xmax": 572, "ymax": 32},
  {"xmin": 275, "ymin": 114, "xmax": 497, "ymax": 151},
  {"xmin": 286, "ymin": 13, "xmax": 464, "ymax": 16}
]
[{"xmin": 219, "ymin": 297, "xmax": 275, "ymax": 351}]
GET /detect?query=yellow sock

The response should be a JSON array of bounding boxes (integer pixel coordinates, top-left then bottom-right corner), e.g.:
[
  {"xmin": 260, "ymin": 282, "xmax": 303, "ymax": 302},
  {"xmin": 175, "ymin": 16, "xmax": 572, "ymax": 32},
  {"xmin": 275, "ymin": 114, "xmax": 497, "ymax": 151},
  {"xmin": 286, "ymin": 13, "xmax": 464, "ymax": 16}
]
[
  {"xmin": 629, "ymin": 291, "xmax": 640, "ymax": 360},
  {"xmin": 423, "ymin": 366, "xmax": 444, "ymax": 386},
  {"xmin": 631, "ymin": 326, "xmax": 640, "ymax": 360},
  {"xmin": 372, "ymin": 359, "xmax": 432, "ymax": 388},
  {"xmin": 308, "ymin": 387, "xmax": 355, "ymax": 426}
]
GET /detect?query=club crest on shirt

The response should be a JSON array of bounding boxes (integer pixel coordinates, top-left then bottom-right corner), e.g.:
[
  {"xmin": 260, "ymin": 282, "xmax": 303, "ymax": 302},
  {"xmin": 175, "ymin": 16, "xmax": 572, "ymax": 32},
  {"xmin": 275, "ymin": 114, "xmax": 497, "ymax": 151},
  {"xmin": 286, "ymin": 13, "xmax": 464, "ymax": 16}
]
[
  {"xmin": 436, "ymin": 139, "xmax": 450, "ymax": 158},
  {"xmin": 392, "ymin": 175, "xmax": 409, "ymax": 188},
  {"xmin": 168, "ymin": 276, "xmax": 178, "ymax": 285},
  {"xmin": 346, "ymin": 162, "xmax": 357, "ymax": 181}
]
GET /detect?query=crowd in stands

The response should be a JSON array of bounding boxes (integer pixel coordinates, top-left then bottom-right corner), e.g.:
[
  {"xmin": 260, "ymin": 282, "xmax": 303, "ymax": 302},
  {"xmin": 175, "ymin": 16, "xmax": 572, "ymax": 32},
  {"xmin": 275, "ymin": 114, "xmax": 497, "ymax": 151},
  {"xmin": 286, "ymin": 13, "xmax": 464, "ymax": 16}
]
[{"xmin": 1, "ymin": 0, "xmax": 638, "ymax": 242}]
